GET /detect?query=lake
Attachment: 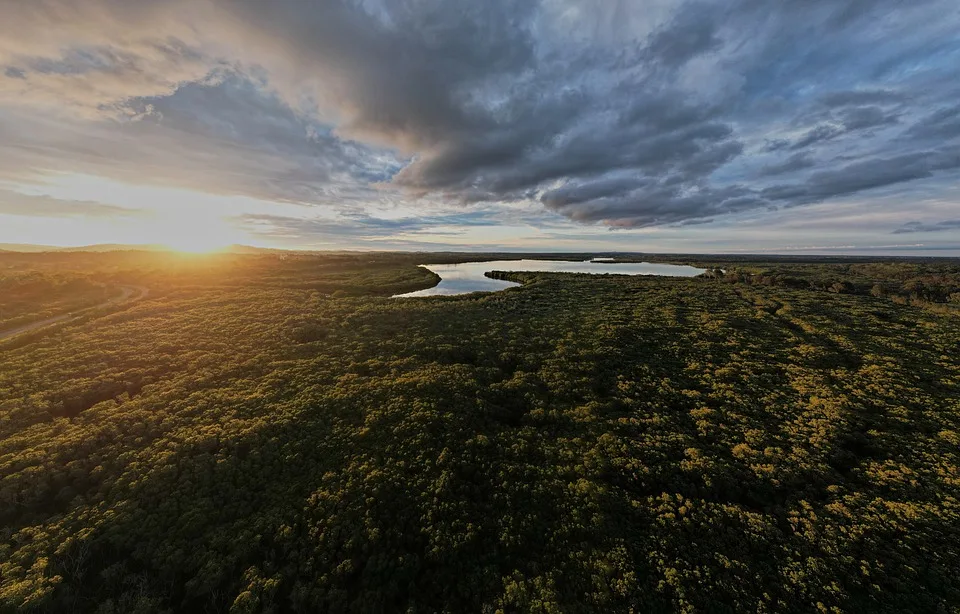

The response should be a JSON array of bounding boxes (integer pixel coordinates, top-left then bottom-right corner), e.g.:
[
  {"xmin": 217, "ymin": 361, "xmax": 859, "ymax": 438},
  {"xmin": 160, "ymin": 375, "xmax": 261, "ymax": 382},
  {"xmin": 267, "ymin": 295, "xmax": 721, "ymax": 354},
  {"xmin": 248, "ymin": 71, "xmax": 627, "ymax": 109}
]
[{"xmin": 393, "ymin": 259, "xmax": 706, "ymax": 297}]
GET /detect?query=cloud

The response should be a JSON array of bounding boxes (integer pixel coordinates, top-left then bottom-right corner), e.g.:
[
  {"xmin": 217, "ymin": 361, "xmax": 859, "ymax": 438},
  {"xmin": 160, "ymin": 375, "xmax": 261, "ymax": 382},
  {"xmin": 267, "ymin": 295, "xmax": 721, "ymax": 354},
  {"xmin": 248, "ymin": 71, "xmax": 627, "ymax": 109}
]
[
  {"xmin": 238, "ymin": 210, "xmax": 504, "ymax": 243},
  {"xmin": 0, "ymin": 0, "xmax": 958, "ymax": 235},
  {"xmin": 907, "ymin": 104, "xmax": 960, "ymax": 140},
  {"xmin": 644, "ymin": 4, "xmax": 723, "ymax": 68},
  {"xmin": 839, "ymin": 106, "xmax": 900, "ymax": 131},
  {"xmin": 0, "ymin": 190, "xmax": 144, "ymax": 218},
  {"xmin": 763, "ymin": 105, "xmax": 903, "ymax": 152},
  {"xmin": 819, "ymin": 89, "xmax": 907, "ymax": 108},
  {"xmin": 893, "ymin": 219, "xmax": 960, "ymax": 234},
  {"xmin": 758, "ymin": 153, "xmax": 815, "ymax": 177},
  {"xmin": 762, "ymin": 149, "xmax": 960, "ymax": 206},
  {"xmin": 0, "ymin": 75, "xmax": 395, "ymax": 207},
  {"xmin": 790, "ymin": 125, "xmax": 846, "ymax": 150}
]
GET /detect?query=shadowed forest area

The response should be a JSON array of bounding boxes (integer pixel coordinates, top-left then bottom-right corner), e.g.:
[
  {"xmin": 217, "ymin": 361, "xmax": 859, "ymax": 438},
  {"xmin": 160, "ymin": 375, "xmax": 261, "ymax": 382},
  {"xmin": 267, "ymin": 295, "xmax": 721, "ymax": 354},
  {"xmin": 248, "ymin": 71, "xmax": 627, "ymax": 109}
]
[{"xmin": 1, "ymin": 251, "xmax": 959, "ymax": 613}]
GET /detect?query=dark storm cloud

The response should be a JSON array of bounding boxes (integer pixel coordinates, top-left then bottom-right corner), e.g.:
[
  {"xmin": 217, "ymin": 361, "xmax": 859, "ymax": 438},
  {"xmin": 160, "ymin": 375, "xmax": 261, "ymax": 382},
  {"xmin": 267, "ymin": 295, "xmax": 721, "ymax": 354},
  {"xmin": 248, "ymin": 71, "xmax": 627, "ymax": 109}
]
[
  {"xmin": 370, "ymin": 0, "xmax": 959, "ymax": 225},
  {"xmin": 541, "ymin": 177, "xmax": 653, "ymax": 209},
  {"xmin": 0, "ymin": 0, "xmax": 959, "ymax": 231},
  {"xmin": 759, "ymin": 153, "xmax": 815, "ymax": 177},
  {"xmin": 907, "ymin": 104, "xmax": 960, "ymax": 140},
  {"xmin": 839, "ymin": 106, "xmax": 900, "ymax": 131},
  {"xmin": 544, "ymin": 183, "xmax": 759, "ymax": 227},
  {"xmin": 220, "ymin": 0, "xmax": 538, "ymax": 152},
  {"xmin": 644, "ymin": 5, "xmax": 723, "ymax": 68},
  {"xmin": 763, "ymin": 149, "xmax": 960, "ymax": 206}
]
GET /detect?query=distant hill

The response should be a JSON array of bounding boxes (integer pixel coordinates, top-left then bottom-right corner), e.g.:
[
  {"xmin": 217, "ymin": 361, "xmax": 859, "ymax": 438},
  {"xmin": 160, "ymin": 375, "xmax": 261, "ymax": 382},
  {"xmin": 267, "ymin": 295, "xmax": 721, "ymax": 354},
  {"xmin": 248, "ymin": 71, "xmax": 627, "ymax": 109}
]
[
  {"xmin": 0, "ymin": 244, "xmax": 62, "ymax": 253},
  {"xmin": 0, "ymin": 243, "xmax": 167, "ymax": 253},
  {"xmin": 223, "ymin": 244, "xmax": 286, "ymax": 254},
  {"xmin": 60, "ymin": 244, "xmax": 171, "ymax": 253},
  {"xmin": 0, "ymin": 243, "xmax": 281, "ymax": 254}
]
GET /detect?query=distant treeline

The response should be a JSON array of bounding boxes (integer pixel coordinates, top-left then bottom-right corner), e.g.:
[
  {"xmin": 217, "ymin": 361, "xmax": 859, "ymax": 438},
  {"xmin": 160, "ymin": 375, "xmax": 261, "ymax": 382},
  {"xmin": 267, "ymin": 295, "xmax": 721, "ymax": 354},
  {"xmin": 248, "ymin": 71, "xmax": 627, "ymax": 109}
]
[{"xmin": 699, "ymin": 262, "xmax": 960, "ymax": 312}]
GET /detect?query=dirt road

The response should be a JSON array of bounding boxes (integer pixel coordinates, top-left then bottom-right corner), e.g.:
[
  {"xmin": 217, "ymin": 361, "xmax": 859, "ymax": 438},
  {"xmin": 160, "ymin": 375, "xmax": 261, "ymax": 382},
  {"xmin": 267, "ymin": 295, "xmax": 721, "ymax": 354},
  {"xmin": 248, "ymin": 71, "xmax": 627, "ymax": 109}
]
[{"xmin": 0, "ymin": 286, "xmax": 149, "ymax": 342}]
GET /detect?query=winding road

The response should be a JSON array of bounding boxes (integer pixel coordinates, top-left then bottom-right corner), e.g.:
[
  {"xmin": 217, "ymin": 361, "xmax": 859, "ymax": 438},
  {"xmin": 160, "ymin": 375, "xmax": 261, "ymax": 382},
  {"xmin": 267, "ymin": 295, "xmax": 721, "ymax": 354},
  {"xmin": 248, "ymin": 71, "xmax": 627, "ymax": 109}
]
[{"xmin": 0, "ymin": 285, "xmax": 149, "ymax": 342}]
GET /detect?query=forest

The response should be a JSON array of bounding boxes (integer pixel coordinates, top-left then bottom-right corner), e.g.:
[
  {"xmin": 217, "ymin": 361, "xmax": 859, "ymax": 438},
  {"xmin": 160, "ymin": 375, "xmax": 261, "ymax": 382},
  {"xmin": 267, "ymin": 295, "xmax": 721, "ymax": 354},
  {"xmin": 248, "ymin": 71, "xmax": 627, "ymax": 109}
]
[{"xmin": 1, "ymin": 250, "xmax": 959, "ymax": 613}]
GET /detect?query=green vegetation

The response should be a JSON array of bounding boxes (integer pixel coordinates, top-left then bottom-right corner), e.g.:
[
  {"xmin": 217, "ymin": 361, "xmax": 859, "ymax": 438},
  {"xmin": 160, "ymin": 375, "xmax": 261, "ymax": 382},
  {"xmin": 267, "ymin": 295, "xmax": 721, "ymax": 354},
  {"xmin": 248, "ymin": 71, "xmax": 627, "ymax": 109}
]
[
  {"xmin": 1, "ymin": 251, "xmax": 959, "ymax": 613},
  {"xmin": 0, "ymin": 272, "xmax": 115, "ymax": 330},
  {"xmin": 692, "ymin": 260, "xmax": 960, "ymax": 315}
]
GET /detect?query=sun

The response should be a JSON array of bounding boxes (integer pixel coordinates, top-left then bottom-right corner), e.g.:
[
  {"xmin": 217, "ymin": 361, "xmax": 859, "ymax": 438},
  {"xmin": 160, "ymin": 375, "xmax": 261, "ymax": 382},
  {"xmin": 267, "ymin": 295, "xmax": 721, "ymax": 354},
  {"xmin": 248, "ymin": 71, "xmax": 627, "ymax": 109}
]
[
  {"xmin": 163, "ymin": 234, "xmax": 231, "ymax": 254},
  {"xmin": 158, "ymin": 221, "xmax": 237, "ymax": 253},
  {"xmin": 7, "ymin": 173, "xmax": 262, "ymax": 251},
  {"xmin": 152, "ymin": 212, "xmax": 244, "ymax": 254}
]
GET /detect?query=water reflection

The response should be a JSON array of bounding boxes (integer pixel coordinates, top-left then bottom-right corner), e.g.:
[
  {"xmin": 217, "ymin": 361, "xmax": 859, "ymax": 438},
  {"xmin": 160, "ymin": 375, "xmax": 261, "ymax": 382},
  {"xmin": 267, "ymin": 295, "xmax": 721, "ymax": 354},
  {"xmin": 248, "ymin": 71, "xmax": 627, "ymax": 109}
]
[{"xmin": 393, "ymin": 259, "xmax": 705, "ymax": 298}]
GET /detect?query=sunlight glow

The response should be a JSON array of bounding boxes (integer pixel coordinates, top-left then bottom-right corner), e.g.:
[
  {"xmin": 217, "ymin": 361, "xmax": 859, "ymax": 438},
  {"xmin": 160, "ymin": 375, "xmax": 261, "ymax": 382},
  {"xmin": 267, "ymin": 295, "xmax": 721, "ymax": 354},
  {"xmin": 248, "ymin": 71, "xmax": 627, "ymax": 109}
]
[
  {"xmin": 5, "ymin": 173, "xmax": 290, "ymax": 250},
  {"xmin": 148, "ymin": 211, "xmax": 244, "ymax": 253}
]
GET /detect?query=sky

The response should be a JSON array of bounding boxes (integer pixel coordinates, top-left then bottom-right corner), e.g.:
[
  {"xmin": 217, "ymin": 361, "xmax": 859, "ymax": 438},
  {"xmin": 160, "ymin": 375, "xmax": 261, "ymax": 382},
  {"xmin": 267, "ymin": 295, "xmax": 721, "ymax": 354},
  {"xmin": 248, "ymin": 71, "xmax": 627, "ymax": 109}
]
[{"xmin": 1, "ymin": 0, "xmax": 959, "ymax": 254}]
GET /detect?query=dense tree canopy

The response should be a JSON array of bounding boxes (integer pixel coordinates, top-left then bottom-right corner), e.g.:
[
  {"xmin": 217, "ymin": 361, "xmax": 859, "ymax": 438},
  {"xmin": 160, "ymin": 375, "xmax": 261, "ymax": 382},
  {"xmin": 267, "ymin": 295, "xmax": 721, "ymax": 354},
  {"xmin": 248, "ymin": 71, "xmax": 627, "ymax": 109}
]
[
  {"xmin": 0, "ymin": 272, "xmax": 114, "ymax": 330},
  {"xmin": 1, "ymin": 252, "xmax": 958, "ymax": 613}
]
